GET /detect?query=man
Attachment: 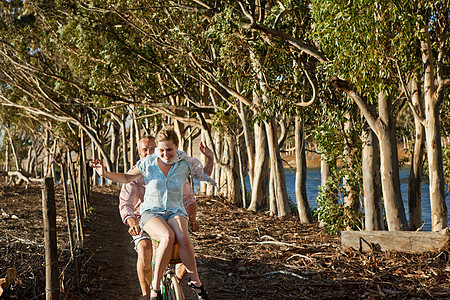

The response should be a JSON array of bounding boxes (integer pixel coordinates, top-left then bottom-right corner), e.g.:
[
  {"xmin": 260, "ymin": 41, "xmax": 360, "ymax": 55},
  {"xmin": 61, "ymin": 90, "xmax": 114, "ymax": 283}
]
[{"xmin": 119, "ymin": 135, "xmax": 214, "ymax": 300}]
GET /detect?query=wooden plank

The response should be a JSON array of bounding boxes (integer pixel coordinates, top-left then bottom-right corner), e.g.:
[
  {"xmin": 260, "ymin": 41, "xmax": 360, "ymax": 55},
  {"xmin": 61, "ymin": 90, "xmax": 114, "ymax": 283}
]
[
  {"xmin": 341, "ymin": 230, "xmax": 450, "ymax": 253},
  {"xmin": 42, "ymin": 177, "xmax": 60, "ymax": 300}
]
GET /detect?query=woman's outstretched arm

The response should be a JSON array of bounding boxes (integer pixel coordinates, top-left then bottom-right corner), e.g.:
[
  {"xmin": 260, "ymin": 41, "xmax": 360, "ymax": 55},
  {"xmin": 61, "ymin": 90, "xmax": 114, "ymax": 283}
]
[{"xmin": 90, "ymin": 159, "xmax": 143, "ymax": 183}]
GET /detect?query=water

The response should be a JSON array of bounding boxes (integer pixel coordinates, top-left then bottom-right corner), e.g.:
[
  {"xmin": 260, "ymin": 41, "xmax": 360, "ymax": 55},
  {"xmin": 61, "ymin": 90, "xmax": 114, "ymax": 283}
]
[{"xmin": 195, "ymin": 168, "xmax": 450, "ymax": 231}]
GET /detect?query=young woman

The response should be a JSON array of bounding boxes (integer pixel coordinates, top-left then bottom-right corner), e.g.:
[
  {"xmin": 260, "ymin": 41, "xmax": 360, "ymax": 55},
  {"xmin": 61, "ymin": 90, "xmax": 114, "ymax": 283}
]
[{"xmin": 91, "ymin": 127, "xmax": 213, "ymax": 300}]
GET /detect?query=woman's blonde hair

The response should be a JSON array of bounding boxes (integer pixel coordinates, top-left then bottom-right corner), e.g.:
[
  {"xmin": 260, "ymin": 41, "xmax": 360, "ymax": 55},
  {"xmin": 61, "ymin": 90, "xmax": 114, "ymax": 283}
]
[{"xmin": 155, "ymin": 126, "xmax": 179, "ymax": 145}]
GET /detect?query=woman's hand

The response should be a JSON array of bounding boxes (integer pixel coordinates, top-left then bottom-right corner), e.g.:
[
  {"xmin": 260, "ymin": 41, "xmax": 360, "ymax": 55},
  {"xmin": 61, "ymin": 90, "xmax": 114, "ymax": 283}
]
[
  {"xmin": 199, "ymin": 141, "xmax": 213, "ymax": 159},
  {"xmin": 90, "ymin": 159, "xmax": 105, "ymax": 176}
]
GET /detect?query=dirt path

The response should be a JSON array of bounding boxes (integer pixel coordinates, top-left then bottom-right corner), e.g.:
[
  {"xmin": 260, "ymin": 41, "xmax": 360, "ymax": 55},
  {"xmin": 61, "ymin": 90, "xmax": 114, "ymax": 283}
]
[
  {"xmin": 81, "ymin": 188, "xmax": 142, "ymax": 299},
  {"xmin": 83, "ymin": 187, "xmax": 200, "ymax": 300},
  {"xmin": 2, "ymin": 184, "xmax": 449, "ymax": 299}
]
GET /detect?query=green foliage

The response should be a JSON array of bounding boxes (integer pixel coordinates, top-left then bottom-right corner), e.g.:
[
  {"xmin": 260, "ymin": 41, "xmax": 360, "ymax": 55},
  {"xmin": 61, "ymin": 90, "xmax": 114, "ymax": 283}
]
[
  {"xmin": 212, "ymin": 100, "xmax": 242, "ymax": 136},
  {"xmin": 314, "ymin": 184, "xmax": 362, "ymax": 235},
  {"xmin": 310, "ymin": 0, "xmax": 420, "ymax": 96},
  {"xmin": 288, "ymin": 197, "xmax": 298, "ymax": 213},
  {"xmin": 312, "ymin": 97, "xmax": 363, "ymax": 234}
]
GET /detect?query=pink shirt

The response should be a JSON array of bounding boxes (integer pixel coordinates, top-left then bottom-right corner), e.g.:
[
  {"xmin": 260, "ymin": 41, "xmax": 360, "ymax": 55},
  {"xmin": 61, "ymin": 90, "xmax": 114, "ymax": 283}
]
[{"xmin": 119, "ymin": 165, "xmax": 196, "ymax": 224}]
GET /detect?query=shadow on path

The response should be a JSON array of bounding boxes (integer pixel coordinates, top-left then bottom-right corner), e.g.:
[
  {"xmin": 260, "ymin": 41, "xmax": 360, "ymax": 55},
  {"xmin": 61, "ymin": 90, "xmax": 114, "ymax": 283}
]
[{"xmin": 80, "ymin": 188, "xmax": 141, "ymax": 299}]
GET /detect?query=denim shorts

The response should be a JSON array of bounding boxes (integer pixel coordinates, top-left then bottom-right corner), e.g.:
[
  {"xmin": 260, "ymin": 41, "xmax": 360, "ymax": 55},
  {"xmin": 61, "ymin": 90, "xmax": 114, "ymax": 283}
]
[
  {"xmin": 131, "ymin": 230, "xmax": 151, "ymax": 252},
  {"xmin": 139, "ymin": 210, "xmax": 187, "ymax": 228}
]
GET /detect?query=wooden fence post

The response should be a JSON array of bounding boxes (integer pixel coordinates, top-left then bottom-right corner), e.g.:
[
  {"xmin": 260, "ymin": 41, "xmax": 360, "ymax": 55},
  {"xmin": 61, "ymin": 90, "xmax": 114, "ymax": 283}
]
[{"xmin": 42, "ymin": 177, "xmax": 60, "ymax": 300}]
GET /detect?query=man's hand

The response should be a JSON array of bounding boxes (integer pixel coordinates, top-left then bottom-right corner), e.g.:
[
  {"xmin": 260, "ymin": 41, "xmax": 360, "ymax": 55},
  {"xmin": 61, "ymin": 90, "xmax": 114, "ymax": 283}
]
[
  {"xmin": 199, "ymin": 141, "xmax": 213, "ymax": 159},
  {"xmin": 126, "ymin": 217, "xmax": 141, "ymax": 236},
  {"xmin": 90, "ymin": 159, "xmax": 105, "ymax": 176},
  {"xmin": 190, "ymin": 219, "xmax": 199, "ymax": 232}
]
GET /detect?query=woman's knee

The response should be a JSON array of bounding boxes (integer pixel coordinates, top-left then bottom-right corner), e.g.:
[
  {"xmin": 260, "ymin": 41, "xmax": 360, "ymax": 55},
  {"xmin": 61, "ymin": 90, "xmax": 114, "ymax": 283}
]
[
  {"xmin": 175, "ymin": 232, "xmax": 192, "ymax": 248},
  {"xmin": 158, "ymin": 231, "xmax": 176, "ymax": 246}
]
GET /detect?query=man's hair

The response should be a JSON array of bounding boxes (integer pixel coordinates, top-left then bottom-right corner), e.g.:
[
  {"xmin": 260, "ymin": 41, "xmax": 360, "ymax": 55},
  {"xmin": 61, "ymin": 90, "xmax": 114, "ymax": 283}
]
[
  {"xmin": 140, "ymin": 135, "xmax": 155, "ymax": 142},
  {"xmin": 155, "ymin": 126, "xmax": 179, "ymax": 145},
  {"xmin": 138, "ymin": 135, "xmax": 155, "ymax": 151}
]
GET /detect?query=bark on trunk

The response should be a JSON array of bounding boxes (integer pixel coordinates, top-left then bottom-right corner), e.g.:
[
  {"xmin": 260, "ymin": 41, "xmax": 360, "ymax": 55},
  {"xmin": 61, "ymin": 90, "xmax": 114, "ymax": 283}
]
[
  {"xmin": 343, "ymin": 113, "xmax": 360, "ymax": 214},
  {"xmin": 226, "ymin": 135, "xmax": 242, "ymax": 206},
  {"xmin": 239, "ymin": 99, "xmax": 254, "ymax": 186},
  {"xmin": 295, "ymin": 116, "xmax": 313, "ymax": 223},
  {"xmin": 420, "ymin": 25, "xmax": 448, "ymax": 231},
  {"xmin": 91, "ymin": 137, "xmax": 97, "ymax": 186},
  {"xmin": 110, "ymin": 122, "xmax": 119, "ymax": 172},
  {"xmin": 377, "ymin": 91, "xmax": 408, "ymax": 231},
  {"xmin": 25, "ymin": 147, "xmax": 33, "ymax": 174},
  {"xmin": 248, "ymin": 121, "xmax": 269, "ymax": 211},
  {"xmin": 424, "ymin": 100, "xmax": 448, "ymax": 231},
  {"xmin": 269, "ymin": 168, "xmax": 276, "ymax": 216},
  {"xmin": 320, "ymin": 155, "xmax": 331, "ymax": 190},
  {"xmin": 200, "ymin": 130, "xmax": 207, "ymax": 194},
  {"xmin": 129, "ymin": 111, "xmax": 136, "ymax": 167},
  {"xmin": 119, "ymin": 115, "xmax": 128, "ymax": 173},
  {"xmin": 408, "ymin": 78, "xmax": 425, "ymax": 230},
  {"xmin": 361, "ymin": 125, "xmax": 383, "ymax": 230},
  {"xmin": 43, "ymin": 129, "xmax": 50, "ymax": 176},
  {"xmin": 237, "ymin": 136, "xmax": 248, "ymax": 208},
  {"xmin": 265, "ymin": 117, "xmax": 290, "ymax": 217}
]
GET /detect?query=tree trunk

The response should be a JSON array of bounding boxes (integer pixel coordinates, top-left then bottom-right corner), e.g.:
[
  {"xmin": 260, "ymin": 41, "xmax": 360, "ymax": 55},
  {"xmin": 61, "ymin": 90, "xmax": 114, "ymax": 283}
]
[
  {"xmin": 214, "ymin": 134, "xmax": 223, "ymax": 197},
  {"xmin": 77, "ymin": 155, "xmax": 86, "ymax": 219},
  {"xmin": 25, "ymin": 147, "xmax": 33, "ymax": 174},
  {"xmin": 50, "ymin": 141, "xmax": 57, "ymax": 184},
  {"xmin": 420, "ymin": 25, "xmax": 448, "ymax": 231},
  {"xmin": 5, "ymin": 143, "xmax": 9, "ymax": 184},
  {"xmin": 248, "ymin": 121, "xmax": 269, "ymax": 211},
  {"xmin": 43, "ymin": 129, "xmax": 50, "ymax": 176},
  {"xmin": 408, "ymin": 77, "xmax": 425, "ymax": 230},
  {"xmin": 238, "ymin": 98, "xmax": 254, "ymax": 185},
  {"xmin": 320, "ymin": 155, "xmax": 331, "ymax": 190},
  {"xmin": 119, "ymin": 115, "xmax": 129, "ymax": 173},
  {"xmin": 91, "ymin": 138, "xmax": 97, "ymax": 186},
  {"xmin": 361, "ymin": 124, "xmax": 383, "ymax": 230},
  {"xmin": 248, "ymin": 49, "xmax": 271, "ymax": 211},
  {"xmin": 68, "ymin": 152, "xmax": 83, "ymax": 245},
  {"xmin": 129, "ymin": 110, "xmax": 136, "ymax": 167},
  {"xmin": 110, "ymin": 122, "xmax": 119, "ymax": 172},
  {"xmin": 265, "ymin": 117, "xmax": 290, "ymax": 217},
  {"xmin": 79, "ymin": 129, "xmax": 89, "ymax": 215},
  {"xmin": 343, "ymin": 112, "xmax": 360, "ymax": 215},
  {"xmin": 237, "ymin": 137, "xmax": 248, "ymax": 208},
  {"xmin": 199, "ymin": 130, "xmax": 208, "ymax": 194},
  {"xmin": 377, "ymin": 91, "xmax": 408, "ymax": 231},
  {"xmin": 295, "ymin": 116, "xmax": 313, "ymax": 223},
  {"xmin": 424, "ymin": 99, "xmax": 448, "ymax": 231},
  {"xmin": 207, "ymin": 131, "xmax": 218, "ymax": 196},
  {"xmin": 225, "ymin": 135, "xmax": 242, "ymax": 206},
  {"xmin": 268, "ymin": 167, "xmax": 276, "ymax": 216}
]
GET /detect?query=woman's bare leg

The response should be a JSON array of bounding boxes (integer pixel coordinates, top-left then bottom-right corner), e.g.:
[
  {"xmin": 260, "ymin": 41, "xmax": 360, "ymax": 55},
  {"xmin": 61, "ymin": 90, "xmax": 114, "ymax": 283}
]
[
  {"xmin": 143, "ymin": 217, "xmax": 175, "ymax": 296},
  {"xmin": 168, "ymin": 216, "xmax": 202, "ymax": 286}
]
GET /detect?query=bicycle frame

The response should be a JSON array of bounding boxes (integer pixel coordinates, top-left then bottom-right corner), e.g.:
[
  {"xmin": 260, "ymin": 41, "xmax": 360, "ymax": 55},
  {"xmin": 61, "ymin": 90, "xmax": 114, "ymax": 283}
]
[{"xmin": 160, "ymin": 264, "xmax": 183, "ymax": 300}]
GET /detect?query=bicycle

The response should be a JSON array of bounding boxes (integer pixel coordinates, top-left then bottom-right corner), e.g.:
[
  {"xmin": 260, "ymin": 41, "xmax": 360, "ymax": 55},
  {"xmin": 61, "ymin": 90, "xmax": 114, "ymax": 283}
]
[{"xmin": 151, "ymin": 238, "xmax": 183, "ymax": 300}]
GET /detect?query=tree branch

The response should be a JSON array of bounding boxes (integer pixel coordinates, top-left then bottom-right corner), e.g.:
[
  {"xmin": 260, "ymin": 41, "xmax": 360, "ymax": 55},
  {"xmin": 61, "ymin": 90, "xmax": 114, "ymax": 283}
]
[
  {"xmin": 238, "ymin": 4, "xmax": 327, "ymax": 63},
  {"xmin": 330, "ymin": 77, "xmax": 379, "ymax": 132},
  {"xmin": 0, "ymin": 171, "xmax": 44, "ymax": 184},
  {"xmin": 294, "ymin": 61, "xmax": 316, "ymax": 107}
]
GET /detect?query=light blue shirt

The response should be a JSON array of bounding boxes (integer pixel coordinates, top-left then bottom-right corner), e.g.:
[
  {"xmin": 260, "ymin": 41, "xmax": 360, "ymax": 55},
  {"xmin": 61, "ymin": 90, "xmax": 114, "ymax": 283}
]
[{"xmin": 137, "ymin": 154, "xmax": 189, "ymax": 216}]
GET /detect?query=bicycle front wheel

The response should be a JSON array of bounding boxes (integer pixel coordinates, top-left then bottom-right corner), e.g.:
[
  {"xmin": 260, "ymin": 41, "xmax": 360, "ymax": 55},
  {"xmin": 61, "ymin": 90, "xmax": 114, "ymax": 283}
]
[{"xmin": 162, "ymin": 274, "xmax": 183, "ymax": 300}]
